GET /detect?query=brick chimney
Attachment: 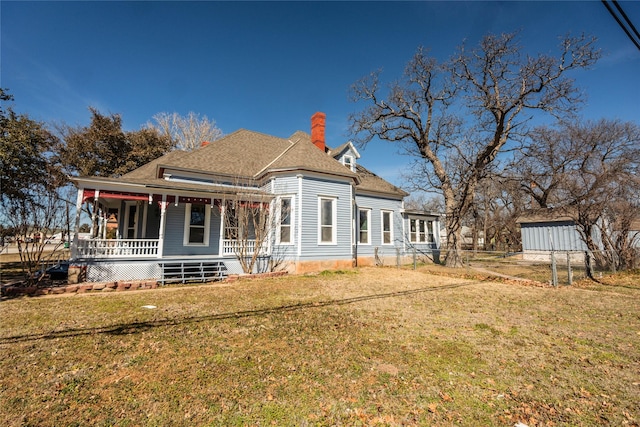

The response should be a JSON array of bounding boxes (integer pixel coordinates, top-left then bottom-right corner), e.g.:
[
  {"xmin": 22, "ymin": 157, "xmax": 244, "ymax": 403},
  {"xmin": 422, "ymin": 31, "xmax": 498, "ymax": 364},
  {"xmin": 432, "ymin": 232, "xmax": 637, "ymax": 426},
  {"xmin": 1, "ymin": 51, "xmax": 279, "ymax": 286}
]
[{"xmin": 311, "ymin": 112, "xmax": 326, "ymax": 152}]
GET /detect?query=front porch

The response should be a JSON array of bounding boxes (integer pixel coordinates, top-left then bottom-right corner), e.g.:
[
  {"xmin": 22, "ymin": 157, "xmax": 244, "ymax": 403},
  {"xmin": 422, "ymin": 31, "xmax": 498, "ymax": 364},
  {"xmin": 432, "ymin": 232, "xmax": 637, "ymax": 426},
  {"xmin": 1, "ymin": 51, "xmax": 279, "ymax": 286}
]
[
  {"xmin": 69, "ymin": 183, "xmax": 274, "ymax": 283},
  {"xmin": 74, "ymin": 238, "xmax": 266, "ymax": 259}
]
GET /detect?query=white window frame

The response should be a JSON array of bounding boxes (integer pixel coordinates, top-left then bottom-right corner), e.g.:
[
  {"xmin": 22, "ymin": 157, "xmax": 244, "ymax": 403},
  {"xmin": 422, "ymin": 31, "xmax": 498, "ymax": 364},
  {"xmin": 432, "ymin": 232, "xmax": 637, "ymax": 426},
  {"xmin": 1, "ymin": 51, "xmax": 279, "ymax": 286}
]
[
  {"xmin": 427, "ymin": 220, "xmax": 435, "ymax": 243},
  {"xmin": 358, "ymin": 208, "xmax": 371, "ymax": 245},
  {"xmin": 183, "ymin": 203, "xmax": 210, "ymax": 246},
  {"xmin": 419, "ymin": 219, "xmax": 427, "ymax": 243},
  {"xmin": 381, "ymin": 210, "xmax": 393, "ymax": 245},
  {"xmin": 318, "ymin": 196, "xmax": 337, "ymax": 245},
  {"xmin": 409, "ymin": 218, "xmax": 417, "ymax": 243},
  {"xmin": 343, "ymin": 155, "xmax": 355, "ymax": 171},
  {"xmin": 276, "ymin": 196, "xmax": 294, "ymax": 245}
]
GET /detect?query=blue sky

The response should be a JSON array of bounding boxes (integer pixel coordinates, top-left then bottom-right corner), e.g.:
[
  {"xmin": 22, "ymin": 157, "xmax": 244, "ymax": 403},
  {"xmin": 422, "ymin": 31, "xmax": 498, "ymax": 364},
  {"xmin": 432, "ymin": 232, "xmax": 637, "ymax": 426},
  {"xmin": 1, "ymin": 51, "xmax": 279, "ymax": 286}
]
[{"xmin": 2, "ymin": 1, "xmax": 639, "ymax": 187}]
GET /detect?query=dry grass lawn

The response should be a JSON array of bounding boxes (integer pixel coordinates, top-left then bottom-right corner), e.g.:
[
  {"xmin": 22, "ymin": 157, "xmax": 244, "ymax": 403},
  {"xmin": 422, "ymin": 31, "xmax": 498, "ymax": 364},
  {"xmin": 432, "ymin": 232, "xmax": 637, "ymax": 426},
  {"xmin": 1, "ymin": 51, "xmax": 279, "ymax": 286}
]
[{"xmin": 1, "ymin": 267, "xmax": 639, "ymax": 426}]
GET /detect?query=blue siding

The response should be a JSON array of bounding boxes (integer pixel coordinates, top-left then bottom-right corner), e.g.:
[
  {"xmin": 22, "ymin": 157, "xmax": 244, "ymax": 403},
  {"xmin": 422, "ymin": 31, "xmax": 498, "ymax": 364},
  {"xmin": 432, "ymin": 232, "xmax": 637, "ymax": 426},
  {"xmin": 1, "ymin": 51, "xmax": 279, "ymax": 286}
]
[
  {"xmin": 298, "ymin": 176, "xmax": 353, "ymax": 260},
  {"xmin": 162, "ymin": 203, "xmax": 221, "ymax": 256},
  {"xmin": 270, "ymin": 175, "xmax": 300, "ymax": 258},
  {"xmin": 521, "ymin": 221, "xmax": 587, "ymax": 251},
  {"xmin": 355, "ymin": 195, "xmax": 403, "ymax": 257},
  {"xmin": 403, "ymin": 214, "xmax": 441, "ymax": 252}
]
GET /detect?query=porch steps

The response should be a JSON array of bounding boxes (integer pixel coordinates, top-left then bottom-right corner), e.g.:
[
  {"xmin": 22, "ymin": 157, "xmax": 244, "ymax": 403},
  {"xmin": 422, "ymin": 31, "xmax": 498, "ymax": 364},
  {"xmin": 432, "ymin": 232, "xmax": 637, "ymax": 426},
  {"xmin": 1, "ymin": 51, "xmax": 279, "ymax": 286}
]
[{"xmin": 159, "ymin": 260, "xmax": 228, "ymax": 285}]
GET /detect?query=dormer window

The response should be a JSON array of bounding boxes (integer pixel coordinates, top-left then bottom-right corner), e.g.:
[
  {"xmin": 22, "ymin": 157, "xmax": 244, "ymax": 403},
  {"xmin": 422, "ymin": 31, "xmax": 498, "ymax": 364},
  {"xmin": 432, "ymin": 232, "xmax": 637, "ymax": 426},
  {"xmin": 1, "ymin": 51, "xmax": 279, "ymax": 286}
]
[{"xmin": 343, "ymin": 155, "xmax": 355, "ymax": 171}]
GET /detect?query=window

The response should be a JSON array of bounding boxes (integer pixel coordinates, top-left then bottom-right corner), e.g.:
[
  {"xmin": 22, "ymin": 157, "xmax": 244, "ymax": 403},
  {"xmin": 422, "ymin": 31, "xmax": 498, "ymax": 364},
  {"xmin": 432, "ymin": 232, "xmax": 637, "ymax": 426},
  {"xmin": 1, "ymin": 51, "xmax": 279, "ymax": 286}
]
[
  {"xmin": 318, "ymin": 197, "xmax": 336, "ymax": 244},
  {"xmin": 419, "ymin": 219, "xmax": 426, "ymax": 242},
  {"xmin": 409, "ymin": 218, "xmax": 435, "ymax": 244},
  {"xmin": 427, "ymin": 220, "xmax": 435, "ymax": 243},
  {"xmin": 381, "ymin": 211, "xmax": 392, "ymax": 244},
  {"xmin": 410, "ymin": 219, "xmax": 417, "ymax": 242},
  {"xmin": 358, "ymin": 208, "xmax": 371, "ymax": 244},
  {"xmin": 343, "ymin": 155, "xmax": 354, "ymax": 171},
  {"xmin": 278, "ymin": 197, "xmax": 293, "ymax": 244},
  {"xmin": 184, "ymin": 203, "xmax": 210, "ymax": 245}
]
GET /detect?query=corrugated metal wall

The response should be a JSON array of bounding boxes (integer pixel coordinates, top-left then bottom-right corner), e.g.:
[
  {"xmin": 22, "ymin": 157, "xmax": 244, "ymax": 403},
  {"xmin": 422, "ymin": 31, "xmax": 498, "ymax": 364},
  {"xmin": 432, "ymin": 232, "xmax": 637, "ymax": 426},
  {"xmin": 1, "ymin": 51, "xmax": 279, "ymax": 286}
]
[{"xmin": 521, "ymin": 221, "xmax": 587, "ymax": 251}]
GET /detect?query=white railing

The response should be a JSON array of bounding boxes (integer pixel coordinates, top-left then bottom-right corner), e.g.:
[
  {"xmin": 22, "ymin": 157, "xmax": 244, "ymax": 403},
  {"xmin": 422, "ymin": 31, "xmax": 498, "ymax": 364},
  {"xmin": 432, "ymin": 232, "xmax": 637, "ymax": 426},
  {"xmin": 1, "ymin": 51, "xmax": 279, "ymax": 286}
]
[
  {"xmin": 76, "ymin": 239, "xmax": 159, "ymax": 258},
  {"xmin": 222, "ymin": 239, "xmax": 269, "ymax": 256}
]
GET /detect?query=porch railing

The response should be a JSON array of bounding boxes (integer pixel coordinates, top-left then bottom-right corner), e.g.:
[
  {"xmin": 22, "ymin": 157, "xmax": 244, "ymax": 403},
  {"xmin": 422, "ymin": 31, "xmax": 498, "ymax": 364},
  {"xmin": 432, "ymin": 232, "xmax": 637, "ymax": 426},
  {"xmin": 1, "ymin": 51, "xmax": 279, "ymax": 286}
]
[
  {"xmin": 76, "ymin": 239, "xmax": 159, "ymax": 258},
  {"xmin": 222, "ymin": 239, "xmax": 269, "ymax": 256}
]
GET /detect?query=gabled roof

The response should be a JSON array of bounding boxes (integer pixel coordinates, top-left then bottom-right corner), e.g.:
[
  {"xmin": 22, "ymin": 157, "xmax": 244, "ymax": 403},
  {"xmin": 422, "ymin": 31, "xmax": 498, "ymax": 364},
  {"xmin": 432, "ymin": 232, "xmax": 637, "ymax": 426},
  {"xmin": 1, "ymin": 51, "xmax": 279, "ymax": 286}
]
[
  {"xmin": 86, "ymin": 126, "xmax": 407, "ymax": 199},
  {"xmin": 263, "ymin": 131, "xmax": 358, "ymax": 179},
  {"xmin": 329, "ymin": 141, "xmax": 361, "ymax": 159},
  {"xmin": 162, "ymin": 129, "xmax": 293, "ymax": 178},
  {"xmin": 354, "ymin": 164, "xmax": 408, "ymax": 198},
  {"xmin": 122, "ymin": 150, "xmax": 190, "ymax": 180}
]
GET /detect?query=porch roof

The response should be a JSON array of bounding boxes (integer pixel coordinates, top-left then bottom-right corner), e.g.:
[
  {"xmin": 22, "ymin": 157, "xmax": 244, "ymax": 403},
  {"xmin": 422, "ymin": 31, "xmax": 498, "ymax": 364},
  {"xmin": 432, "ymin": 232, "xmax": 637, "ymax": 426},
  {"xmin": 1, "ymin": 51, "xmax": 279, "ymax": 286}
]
[{"xmin": 72, "ymin": 176, "xmax": 270, "ymax": 200}]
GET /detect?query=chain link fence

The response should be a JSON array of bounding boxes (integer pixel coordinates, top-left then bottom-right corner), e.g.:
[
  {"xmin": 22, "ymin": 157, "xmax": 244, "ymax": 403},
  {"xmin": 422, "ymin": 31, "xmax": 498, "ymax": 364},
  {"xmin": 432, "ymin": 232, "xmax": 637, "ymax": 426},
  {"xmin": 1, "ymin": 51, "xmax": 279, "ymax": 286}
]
[{"xmin": 404, "ymin": 248, "xmax": 639, "ymax": 286}]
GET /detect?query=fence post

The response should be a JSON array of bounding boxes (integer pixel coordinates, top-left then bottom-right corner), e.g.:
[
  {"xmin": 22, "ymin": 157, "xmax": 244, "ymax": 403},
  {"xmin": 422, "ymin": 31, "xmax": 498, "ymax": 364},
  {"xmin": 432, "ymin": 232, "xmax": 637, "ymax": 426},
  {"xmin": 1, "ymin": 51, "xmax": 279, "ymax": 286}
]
[
  {"xmin": 567, "ymin": 252, "xmax": 573, "ymax": 286},
  {"xmin": 551, "ymin": 249, "xmax": 558, "ymax": 287},
  {"xmin": 413, "ymin": 247, "xmax": 417, "ymax": 270},
  {"xmin": 611, "ymin": 250, "xmax": 617, "ymax": 275}
]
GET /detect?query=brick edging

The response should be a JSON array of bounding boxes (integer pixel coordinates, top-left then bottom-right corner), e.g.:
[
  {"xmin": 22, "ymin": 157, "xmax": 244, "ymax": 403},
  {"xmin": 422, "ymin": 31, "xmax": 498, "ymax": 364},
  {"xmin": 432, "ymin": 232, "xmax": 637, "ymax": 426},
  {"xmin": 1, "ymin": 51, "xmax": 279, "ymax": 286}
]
[
  {"xmin": 1, "ymin": 280, "xmax": 159, "ymax": 297},
  {"xmin": 2, "ymin": 271, "xmax": 288, "ymax": 297}
]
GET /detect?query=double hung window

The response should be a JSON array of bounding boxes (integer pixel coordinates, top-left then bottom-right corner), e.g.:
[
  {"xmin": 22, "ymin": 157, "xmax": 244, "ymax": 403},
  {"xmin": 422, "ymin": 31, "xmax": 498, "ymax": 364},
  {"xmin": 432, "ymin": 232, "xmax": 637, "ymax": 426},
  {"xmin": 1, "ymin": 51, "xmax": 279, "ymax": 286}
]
[
  {"xmin": 358, "ymin": 208, "xmax": 371, "ymax": 244},
  {"xmin": 184, "ymin": 203, "xmax": 210, "ymax": 245},
  {"xmin": 381, "ymin": 211, "xmax": 392, "ymax": 245},
  {"xmin": 319, "ymin": 197, "xmax": 336, "ymax": 244},
  {"xmin": 278, "ymin": 197, "xmax": 293, "ymax": 244}
]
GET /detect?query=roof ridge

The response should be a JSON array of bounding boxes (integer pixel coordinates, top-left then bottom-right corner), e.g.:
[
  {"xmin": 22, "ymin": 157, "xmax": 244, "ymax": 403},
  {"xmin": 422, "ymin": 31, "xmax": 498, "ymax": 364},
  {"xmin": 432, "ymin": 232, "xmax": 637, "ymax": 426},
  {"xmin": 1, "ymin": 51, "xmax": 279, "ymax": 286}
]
[{"xmin": 254, "ymin": 137, "xmax": 298, "ymax": 178}]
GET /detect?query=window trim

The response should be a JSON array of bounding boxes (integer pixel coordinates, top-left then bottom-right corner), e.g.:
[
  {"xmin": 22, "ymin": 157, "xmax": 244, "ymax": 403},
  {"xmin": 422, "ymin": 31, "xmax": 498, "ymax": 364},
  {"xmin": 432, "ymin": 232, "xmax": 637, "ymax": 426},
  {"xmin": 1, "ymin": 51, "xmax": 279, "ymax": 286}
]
[
  {"xmin": 183, "ymin": 203, "xmax": 210, "ymax": 246},
  {"xmin": 276, "ymin": 196, "xmax": 294, "ymax": 245},
  {"xmin": 318, "ymin": 196, "xmax": 337, "ymax": 245},
  {"xmin": 342, "ymin": 155, "xmax": 355, "ymax": 171},
  {"xmin": 409, "ymin": 218, "xmax": 417, "ymax": 243},
  {"xmin": 358, "ymin": 207, "xmax": 371, "ymax": 245},
  {"xmin": 381, "ymin": 210, "xmax": 393, "ymax": 245},
  {"xmin": 409, "ymin": 217, "xmax": 435, "ymax": 244}
]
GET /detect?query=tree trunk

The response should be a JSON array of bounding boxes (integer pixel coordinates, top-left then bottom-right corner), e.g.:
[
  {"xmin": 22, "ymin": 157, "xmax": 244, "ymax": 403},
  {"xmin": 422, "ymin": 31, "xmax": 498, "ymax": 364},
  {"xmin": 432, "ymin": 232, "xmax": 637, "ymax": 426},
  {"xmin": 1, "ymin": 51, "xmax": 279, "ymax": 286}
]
[{"xmin": 444, "ymin": 211, "xmax": 464, "ymax": 267}]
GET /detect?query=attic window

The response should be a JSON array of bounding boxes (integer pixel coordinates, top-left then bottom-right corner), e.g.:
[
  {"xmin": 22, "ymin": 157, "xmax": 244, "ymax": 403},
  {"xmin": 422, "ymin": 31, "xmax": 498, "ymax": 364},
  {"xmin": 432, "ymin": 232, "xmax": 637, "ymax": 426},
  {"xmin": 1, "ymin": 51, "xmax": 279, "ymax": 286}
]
[{"xmin": 343, "ymin": 155, "xmax": 354, "ymax": 171}]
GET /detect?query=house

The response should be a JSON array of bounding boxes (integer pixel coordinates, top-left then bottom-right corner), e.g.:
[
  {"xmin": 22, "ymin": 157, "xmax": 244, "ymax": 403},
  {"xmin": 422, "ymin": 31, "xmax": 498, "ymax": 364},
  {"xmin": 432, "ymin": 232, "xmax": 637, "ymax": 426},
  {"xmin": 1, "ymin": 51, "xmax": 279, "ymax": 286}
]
[{"xmin": 69, "ymin": 113, "xmax": 441, "ymax": 284}]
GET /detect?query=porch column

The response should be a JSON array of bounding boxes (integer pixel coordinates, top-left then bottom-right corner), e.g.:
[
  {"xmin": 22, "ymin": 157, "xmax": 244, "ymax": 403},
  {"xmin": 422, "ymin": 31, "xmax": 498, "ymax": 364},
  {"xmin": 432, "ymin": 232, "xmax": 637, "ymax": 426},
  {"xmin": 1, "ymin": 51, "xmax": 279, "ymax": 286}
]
[
  {"xmin": 157, "ymin": 195, "xmax": 167, "ymax": 258},
  {"xmin": 218, "ymin": 200, "xmax": 226, "ymax": 256},
  {"xmin": 71, "ymin": 188, "xmax": 84, "ymax": 259},
  {"xmin": 89, "ymin": 190, "xmax": 99, "ymax": 237}
]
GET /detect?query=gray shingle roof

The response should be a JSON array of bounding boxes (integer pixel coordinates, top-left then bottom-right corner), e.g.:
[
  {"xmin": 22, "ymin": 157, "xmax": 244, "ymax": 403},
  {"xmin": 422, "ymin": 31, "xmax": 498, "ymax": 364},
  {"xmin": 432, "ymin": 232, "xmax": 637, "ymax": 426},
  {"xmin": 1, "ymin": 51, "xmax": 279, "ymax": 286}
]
[
  {"xmin": 163, "ymin": 129, "xmax": 292, "ymax": 178},
  {"xmin": 100, "ymin": 127, "xmax": 407, "ymax": 198},
  {"xmin": 354, "ymin": 164, "xmax": 408, "ymax": 198},
  {"xmin": 122, "ymin": 150, "xmax": 190, "ymax": 180}
]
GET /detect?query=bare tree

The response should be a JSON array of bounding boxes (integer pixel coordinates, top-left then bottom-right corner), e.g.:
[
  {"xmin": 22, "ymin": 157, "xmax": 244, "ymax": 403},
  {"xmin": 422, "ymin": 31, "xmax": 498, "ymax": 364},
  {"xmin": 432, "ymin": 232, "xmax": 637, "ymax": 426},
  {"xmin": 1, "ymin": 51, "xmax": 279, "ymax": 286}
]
[
  {"xmin": 222, "ymin": 193, "xmax": 290, "ymax": 274},
  {"xmin": 512, "ymin": 119, "xmax": 640, "ymax": 270},
  {"xmin": 149, "ymin": 112, "xmax": 223, "ymax": 151},
  {"xmin": 349, "ymin": 32, "xmax": 599, "ymax": 266},
  {"xmin": 1, "ymin": 189, "xmax": 70, "ymax": 284}
]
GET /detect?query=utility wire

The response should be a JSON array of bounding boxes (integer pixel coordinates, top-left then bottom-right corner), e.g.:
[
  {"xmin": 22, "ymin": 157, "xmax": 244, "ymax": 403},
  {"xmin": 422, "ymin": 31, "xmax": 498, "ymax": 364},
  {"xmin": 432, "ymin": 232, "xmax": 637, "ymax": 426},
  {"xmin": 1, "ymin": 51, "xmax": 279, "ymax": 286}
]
[
  {"xmin": 601, "ymin": 0, "xmax": 640, "ymax": 51},
  {"xmin": 613, "ymin": 0, "xmax": 640, "ymax": 41}
]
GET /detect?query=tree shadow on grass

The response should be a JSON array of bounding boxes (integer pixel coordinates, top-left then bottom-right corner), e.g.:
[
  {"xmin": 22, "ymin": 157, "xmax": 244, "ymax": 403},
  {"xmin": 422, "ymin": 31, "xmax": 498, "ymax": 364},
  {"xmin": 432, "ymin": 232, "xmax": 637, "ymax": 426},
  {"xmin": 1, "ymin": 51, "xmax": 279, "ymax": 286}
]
[{"xmin": 1, "ymin": 281, "xmax": 478, "ymax": 344}]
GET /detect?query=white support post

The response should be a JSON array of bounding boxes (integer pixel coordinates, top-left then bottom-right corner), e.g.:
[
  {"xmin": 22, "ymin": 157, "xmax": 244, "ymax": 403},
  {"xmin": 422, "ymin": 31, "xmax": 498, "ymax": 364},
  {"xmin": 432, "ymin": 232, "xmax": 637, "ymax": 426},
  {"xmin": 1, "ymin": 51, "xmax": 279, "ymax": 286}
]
[
  {"xmin": 157, "ymin": 195, "xmax": 167, "ymax": 258},
  {"xmin": 219, "ymin": 200, "xmax": 226, "ymax": 256},
  {"xmin": 71, "ymin": 188, "xmax": 84, "ymax": 259}
]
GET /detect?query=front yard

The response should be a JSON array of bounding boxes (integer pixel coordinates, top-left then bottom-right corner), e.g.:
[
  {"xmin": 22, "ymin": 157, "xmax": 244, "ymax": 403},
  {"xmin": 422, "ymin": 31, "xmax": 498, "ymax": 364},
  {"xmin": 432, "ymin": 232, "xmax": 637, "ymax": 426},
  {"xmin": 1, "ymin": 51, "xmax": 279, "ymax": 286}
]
[{"xmin": 1, "ymin": 267, "xmax": 638, "ymax": 426}]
